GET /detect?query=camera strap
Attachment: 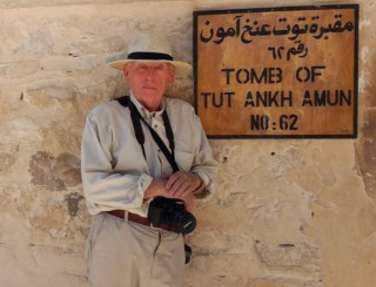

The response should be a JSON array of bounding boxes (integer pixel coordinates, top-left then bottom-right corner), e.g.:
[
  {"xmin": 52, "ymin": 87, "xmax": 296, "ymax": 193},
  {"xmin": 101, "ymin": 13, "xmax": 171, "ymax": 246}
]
[
  {"xmin": 117, "ymin": 96, "xmax": 179, "ymax": 173},
  {"xmin": 117, "ymin": 96, "xmax": 194, "ymax": 263}
]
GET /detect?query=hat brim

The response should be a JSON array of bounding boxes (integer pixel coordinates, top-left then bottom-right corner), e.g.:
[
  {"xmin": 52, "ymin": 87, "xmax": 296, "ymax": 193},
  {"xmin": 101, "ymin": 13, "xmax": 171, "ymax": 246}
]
[{"xmin": 108, "ymin": 58, "xmax": 192, "ymax": 76}]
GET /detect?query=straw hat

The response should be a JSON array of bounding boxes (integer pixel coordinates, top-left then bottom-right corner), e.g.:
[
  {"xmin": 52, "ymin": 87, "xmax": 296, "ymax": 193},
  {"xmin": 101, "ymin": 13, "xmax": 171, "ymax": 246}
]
[{"xmin": 107, "ymin": 33, "xmax": 192, "ymax": 75}]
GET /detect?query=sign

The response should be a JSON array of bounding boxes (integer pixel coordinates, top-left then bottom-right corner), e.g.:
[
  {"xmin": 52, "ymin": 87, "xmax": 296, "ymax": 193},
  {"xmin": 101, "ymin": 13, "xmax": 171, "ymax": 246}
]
[{"xmin": 193, "ymin": 4, "xmax": 359, "ymax": 138}]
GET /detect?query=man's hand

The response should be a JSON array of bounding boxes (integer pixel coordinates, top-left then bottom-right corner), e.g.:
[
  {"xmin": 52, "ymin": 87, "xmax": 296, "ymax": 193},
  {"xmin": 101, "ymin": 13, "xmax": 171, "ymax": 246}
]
[
  {"xmin": 180, "ymin": 190, "xmax": 195, "ymax": 212},
  {"xmin": 145, "ymin": 173, "xmax": 202, "ymax": 211},
  {"xmin": 166, "ymin": 171, "xmax": 202, "ymax": 198},
  {"xmin": 144, "ymin": 179, "xmax": 169, "ymax": 200}
]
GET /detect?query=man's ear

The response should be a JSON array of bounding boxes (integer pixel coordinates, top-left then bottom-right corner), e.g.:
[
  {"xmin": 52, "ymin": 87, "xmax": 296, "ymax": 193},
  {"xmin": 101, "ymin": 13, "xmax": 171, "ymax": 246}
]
[
  {"xmin": 122, "ymin": 64, "xmax": 129, "ymax": 79},
  {"xmin": 168, "ymin": 64, "xmax": 176, "ymax": 85}
]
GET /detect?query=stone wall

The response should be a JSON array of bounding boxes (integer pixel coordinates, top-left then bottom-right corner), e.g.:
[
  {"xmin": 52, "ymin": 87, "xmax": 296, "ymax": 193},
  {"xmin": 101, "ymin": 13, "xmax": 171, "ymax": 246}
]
[{"xmin": 0, "ymin": 1, "xmax": 375, "ymax": 287}]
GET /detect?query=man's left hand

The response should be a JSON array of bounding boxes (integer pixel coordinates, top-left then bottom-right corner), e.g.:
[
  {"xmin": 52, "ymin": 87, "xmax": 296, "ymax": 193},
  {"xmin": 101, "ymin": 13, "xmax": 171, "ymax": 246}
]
[{"xmin": 166, "ymin": 171, "xmax": 202, "ymax": 198}]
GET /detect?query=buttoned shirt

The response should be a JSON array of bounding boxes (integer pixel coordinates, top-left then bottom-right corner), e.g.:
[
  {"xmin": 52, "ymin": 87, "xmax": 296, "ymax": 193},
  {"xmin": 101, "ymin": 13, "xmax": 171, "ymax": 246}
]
[{"xmin": 81, "ymin": 95, "xmax": 217, "ymax": 217}]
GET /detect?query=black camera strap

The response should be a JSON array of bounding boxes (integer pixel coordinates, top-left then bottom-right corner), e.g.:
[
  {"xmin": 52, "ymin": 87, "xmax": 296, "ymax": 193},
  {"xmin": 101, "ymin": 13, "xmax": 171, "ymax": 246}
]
[
  {"xmin": 117, "ymin": 96, "xmax": 179, "ymax": 173},
  {"xmin": 117, "ymin": 96, "xmax": 194, "ymax": 263}
]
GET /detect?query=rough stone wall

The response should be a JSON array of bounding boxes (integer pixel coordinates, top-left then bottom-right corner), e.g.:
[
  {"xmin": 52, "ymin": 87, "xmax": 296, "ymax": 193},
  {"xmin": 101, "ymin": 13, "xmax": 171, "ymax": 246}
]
[{"xmin": 0, "ymin": 1, "xmax": 375, "ymax": 287}]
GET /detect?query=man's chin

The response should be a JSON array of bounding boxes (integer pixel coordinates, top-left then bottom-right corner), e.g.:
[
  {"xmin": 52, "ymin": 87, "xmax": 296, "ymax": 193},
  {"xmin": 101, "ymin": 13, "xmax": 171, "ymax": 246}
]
[{"xmin": 142, "ymin": 89, "xmax": 161, "ymax": 97}]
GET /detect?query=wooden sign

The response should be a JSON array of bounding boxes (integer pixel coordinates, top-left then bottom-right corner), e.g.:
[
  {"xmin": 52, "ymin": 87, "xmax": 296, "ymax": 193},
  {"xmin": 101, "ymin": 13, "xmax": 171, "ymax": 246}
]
[{"xmin": 193, "ymin": 4, "xmax": 359, "ymax": 138}]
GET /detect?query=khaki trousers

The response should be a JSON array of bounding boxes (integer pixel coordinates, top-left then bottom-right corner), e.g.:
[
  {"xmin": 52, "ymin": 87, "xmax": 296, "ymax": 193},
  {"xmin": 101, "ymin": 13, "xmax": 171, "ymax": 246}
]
[{"xmin": 85, "ymin": 213, "xmax": 185, "ymax": 287}]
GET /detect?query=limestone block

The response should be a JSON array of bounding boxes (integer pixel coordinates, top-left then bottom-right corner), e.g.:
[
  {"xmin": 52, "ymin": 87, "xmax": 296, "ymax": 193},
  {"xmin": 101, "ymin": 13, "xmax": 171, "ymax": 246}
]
[
  {"xmin": 248, "ymin": 277, "xmax": 322, "ymax": 287},
  {"xmin": 0, "ymin": 244, "xmax": 89, "ymax": 287},
  {"xmin": 0, "ymin": 3, "xmax": 195, "ymax": 286},
  {"xmin": 254, "ymin": 241, "xmax": 319, "ymax": 272},
  {"xmin": 0, "ymin": 1, "xmax": 376, "ymax": 287},
  {"xmin": 193, "ymin": 0, "xmax": 330, "ymax": 10},
  {"xmin": 28, "ymin": 151, "xmax": 81, "ymax": 191},
  {"xmin": 0, "ymin": 0, "xmax": 189, "ymax": 9},
  {"xmin": 0, "ymin": 152, "xmax": 17, "ymax": 173}
]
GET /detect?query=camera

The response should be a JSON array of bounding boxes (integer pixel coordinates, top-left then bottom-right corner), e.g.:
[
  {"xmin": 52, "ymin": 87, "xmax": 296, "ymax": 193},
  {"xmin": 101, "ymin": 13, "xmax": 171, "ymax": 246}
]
[{"xmin": 148, "ymin": 196, "xmax": 196, "ymax": 234}]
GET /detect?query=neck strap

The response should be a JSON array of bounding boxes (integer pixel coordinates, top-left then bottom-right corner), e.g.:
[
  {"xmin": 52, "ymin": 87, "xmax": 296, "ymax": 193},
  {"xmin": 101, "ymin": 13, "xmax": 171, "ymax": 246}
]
[{"xmin": 117, "ymin": 96, "xmax": 179, "ymax": 172}]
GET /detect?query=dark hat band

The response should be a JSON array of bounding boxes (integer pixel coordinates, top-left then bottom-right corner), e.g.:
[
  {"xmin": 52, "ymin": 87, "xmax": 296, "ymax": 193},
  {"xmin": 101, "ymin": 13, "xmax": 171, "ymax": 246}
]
[{"xmin": 127, "ymin": 52, "xmax": 173, "ymax": 61}]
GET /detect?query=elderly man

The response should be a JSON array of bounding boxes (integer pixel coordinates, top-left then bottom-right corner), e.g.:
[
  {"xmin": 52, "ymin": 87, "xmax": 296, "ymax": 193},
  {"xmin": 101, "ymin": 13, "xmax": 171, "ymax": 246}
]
[{"xmin": 81, "ymin": 33, "xmax": 217, "ymax": 287}]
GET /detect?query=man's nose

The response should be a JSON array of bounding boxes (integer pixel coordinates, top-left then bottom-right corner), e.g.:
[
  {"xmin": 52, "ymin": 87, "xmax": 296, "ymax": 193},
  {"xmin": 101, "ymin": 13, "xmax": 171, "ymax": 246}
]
[{"xmin": 145, "ymin": 69, "xmax": 155, "ymax": 80}]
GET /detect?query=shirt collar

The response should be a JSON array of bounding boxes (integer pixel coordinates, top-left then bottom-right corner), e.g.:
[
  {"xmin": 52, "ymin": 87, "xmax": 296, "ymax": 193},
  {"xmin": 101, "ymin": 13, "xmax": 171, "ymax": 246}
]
[{"xmin": 129, "ymin": 91, "xmax": 166, "ymax": 120}]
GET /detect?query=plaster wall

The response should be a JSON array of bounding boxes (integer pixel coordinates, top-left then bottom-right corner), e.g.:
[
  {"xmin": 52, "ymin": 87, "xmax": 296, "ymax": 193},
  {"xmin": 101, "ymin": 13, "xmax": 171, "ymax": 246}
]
[{"xmin": 0, "ymin": 1, "xmax": 375, "ymax": 287}]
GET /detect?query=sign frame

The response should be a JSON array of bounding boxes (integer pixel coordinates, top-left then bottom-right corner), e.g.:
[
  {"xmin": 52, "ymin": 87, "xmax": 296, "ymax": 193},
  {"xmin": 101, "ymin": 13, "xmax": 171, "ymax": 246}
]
[{"xmin": 193, "ymin": 4, "xmax": 359, "ymax": 139}]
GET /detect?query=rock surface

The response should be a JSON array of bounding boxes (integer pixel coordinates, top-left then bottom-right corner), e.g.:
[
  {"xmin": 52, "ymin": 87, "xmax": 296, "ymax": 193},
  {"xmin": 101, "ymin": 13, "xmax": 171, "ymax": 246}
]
[{"xmin": 0, "ymin": 1, "xmax": 375, "ymax": 287}]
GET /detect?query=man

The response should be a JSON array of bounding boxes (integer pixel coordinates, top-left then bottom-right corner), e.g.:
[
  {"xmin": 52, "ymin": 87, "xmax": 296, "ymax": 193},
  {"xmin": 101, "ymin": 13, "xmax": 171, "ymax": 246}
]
[{"xmin": 81, "ymin": 33, "xmax": 217, "ymax": 287}]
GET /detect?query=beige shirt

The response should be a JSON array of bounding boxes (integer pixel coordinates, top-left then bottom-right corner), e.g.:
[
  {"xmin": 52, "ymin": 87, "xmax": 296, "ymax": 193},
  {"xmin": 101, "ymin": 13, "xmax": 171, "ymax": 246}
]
[{"xmin": 81, "ymin": 95, "xmax": 217, "ymax": 217}]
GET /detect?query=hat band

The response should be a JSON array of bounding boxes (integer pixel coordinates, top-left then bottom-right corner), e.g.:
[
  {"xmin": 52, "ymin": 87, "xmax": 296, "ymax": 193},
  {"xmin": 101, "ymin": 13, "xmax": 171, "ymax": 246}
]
[{"xmin": 127, "ymin": 52, "xmax": 173, "ymax": 61}]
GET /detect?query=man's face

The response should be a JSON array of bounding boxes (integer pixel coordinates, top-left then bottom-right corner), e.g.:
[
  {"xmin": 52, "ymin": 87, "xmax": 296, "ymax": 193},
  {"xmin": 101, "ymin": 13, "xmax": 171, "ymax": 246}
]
[{"xmin": 123, "ymin": 62, "xmax": 175, "ymax": 111}]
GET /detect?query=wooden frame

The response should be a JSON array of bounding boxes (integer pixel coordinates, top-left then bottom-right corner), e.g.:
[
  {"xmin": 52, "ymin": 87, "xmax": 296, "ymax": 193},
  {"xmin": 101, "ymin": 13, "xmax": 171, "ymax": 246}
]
[{"xmin": 193, "ymin": 4, "xmax": 359, "ymax": 139}]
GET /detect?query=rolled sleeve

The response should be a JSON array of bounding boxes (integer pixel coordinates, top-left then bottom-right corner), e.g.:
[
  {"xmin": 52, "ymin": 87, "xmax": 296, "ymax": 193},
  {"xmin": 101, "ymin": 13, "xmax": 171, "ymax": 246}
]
[
  {"xmin": 192, "ymin": 170, "xmax": 211, "ymax": 187},
  {"xmin": 81, "ymin": 114, "xmax": 152, "ymax": 216},
  {"xmin": 191, "ymin": 113, "xmax": 218, "ymax": 194},
  {"xmin": 138, "ymin": 173, "xmax": 153, "ymax": 196}
]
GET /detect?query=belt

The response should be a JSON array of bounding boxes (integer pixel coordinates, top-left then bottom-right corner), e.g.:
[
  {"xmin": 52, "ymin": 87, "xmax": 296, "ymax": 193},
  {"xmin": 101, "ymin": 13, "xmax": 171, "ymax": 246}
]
[{"xmin": 106, "ymin": 210, "xmax": 176, "ymax": 232}]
